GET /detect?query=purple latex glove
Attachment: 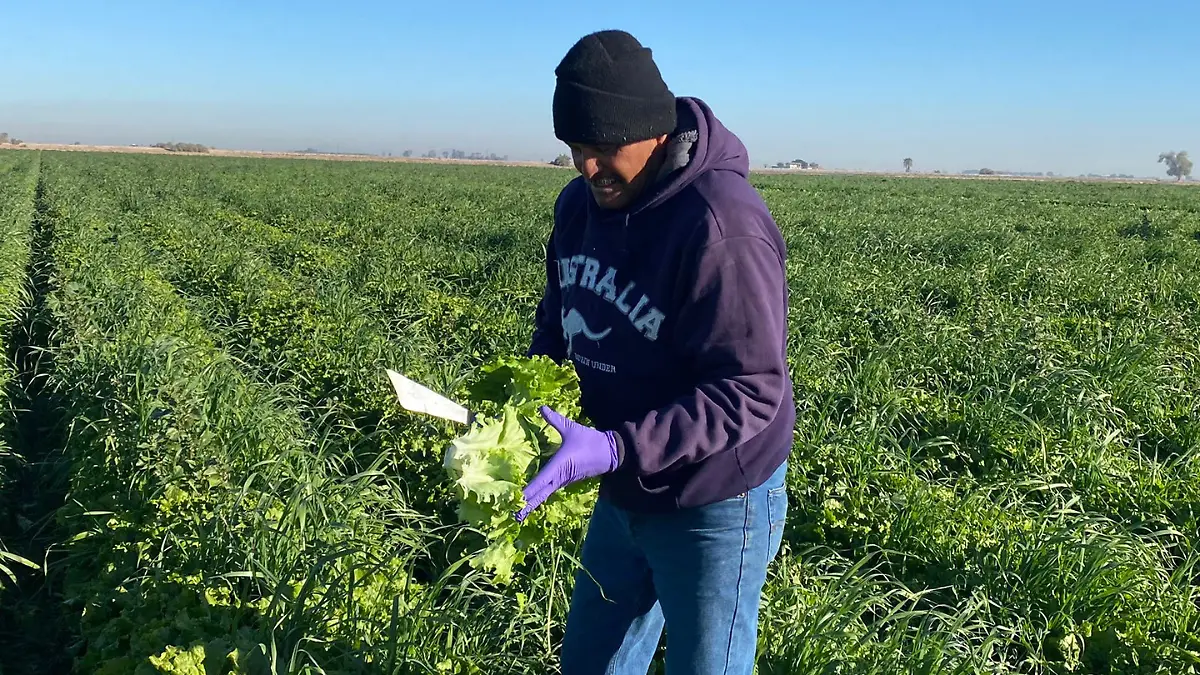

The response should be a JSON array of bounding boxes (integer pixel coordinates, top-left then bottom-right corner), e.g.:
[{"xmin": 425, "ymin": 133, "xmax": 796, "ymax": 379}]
[{"xmin": 515, "ymin": 406, "xmax": 618, "ymax": 522}]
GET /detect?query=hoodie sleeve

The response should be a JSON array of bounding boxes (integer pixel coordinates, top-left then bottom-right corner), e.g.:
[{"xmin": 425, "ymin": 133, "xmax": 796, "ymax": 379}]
[
  {"xmin": 526, "ymin": 189, "xmax": 568, "ymax": 362},
  {"xmin": 526, "ymin": 239, "xmax": 566, "ymax": 362},
  {"xmin": 610, "ymin": 233, "xmax": 790, "ymax": 475}
]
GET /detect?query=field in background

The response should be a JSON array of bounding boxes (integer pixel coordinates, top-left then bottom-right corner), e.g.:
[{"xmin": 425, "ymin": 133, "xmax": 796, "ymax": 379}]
[
  {"xmin": 0, "ymin": 150, "xmax": 1198, "ymax": 674},
  {"xmin": 5, "ymin": 144, "xmax": 1194, "ymax": 185},
  {"xmin": 1, "ymin": 142, "xmax": 562, "ymax": 168}
]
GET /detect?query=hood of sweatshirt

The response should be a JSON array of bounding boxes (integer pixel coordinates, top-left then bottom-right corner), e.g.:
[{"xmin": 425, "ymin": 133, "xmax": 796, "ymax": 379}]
[{"xmin": 586, "ymin": 96, "xmax": 752, "ymax": 220}]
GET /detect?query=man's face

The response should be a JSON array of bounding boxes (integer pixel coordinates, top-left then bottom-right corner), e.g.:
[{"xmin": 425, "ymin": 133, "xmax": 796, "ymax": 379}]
[{"xmin": 568, "ymin": 135, "xmax": 668, "ymax": 210}]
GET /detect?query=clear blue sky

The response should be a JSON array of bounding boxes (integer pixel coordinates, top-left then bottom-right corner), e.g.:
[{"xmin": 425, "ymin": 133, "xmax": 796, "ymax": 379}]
[{"xmin": 3, "ymin": 1, "xmax": 1196, "ymax": 176}]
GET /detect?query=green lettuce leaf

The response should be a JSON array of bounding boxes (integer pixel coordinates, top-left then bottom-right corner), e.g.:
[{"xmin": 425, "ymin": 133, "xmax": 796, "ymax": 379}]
[
  {"xmin": 441, "ymin": 355, "xmax": 598, "ymax": 584},
  {"xmin": 444, "ymin": 405, "xmax": 534, "ymax": 508}
]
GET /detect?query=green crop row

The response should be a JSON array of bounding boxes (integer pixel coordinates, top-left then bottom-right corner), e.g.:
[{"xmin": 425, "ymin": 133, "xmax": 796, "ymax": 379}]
[
  {"xmin": 0, "ymin": 152, "xmax": 39, "ymax": 588},
  {"xmin": 21, "ymin": 151, "xmax": 1200, "ymax": 673},
  {"xmin": 35, "ymin": 155, "xmax": 583, "ymax": 673},
  {"xmin": 124, "ymin": 198, "xmax": 472, "ymax": 520}
]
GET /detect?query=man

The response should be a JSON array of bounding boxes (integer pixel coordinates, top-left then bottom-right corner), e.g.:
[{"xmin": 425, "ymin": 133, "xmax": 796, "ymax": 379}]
[{"xmin": 516, "ymin": 29, "xmax": 795, "ymax": 675}]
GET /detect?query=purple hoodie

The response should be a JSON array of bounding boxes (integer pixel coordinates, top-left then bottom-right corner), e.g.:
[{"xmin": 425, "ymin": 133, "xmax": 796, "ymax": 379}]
[{"xmin": 528, "ymin": 96, "xmax": 795, "ymax": 513}]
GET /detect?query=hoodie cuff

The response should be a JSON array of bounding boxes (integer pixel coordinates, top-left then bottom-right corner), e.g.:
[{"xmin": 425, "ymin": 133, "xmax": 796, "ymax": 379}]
[{"xmin": 606, "ymin": 430, "xmax": 625, "ymax": 470}]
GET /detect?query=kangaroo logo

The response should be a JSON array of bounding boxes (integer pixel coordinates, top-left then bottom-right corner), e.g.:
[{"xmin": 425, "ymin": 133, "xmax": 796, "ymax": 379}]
[{"xmin": 562, "ymin": 308, "xmax": 611, "ymax": 357}]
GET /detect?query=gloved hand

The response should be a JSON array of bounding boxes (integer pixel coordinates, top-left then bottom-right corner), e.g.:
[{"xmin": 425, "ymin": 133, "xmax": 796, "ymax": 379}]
[{"xmin": 514, "ymin": 406, "xmax": 618, "ymax": 522}]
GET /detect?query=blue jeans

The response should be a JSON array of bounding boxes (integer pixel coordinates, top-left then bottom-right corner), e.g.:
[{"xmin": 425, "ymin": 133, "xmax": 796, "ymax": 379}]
[{"xmin": 560, "ymin": 461, "xmax": 788, "ymax": 675}]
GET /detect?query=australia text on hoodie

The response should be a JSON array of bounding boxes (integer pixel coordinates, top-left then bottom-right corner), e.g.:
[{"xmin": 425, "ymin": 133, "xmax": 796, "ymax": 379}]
[{"xmin": 528, "ymin": 96, "xmax": 796, "ymax": 513}]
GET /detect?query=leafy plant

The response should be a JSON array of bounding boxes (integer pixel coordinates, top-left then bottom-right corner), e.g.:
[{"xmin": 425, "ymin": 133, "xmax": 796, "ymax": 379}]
[{"xmin": 444, "ymin": 355, "xmax": 595, "ymax": 583}]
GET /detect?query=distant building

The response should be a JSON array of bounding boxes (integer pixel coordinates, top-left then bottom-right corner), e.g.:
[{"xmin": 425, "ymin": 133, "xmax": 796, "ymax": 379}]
[{"xmin": 774, "ymin": 159, "xmax": 815, "ymax": 170}]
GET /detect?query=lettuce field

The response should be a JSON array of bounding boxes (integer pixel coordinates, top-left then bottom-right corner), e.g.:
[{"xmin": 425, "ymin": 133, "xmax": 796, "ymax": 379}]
[{"xmin": 0, "ymin": 148, "xmax": 1198, "ymax": 674}]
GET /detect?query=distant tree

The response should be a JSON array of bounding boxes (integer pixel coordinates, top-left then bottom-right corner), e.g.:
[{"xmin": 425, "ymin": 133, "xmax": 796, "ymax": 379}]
[
  {"xmin": 1159, "ymin": 151, "xmax": 1193, "ymax": 181},
  {"xmin": 979, "ymin": 168, "xmax": 996, "ymax": 175},
  {"xmin": 402, "ymin": 150, "xmax": 412, "ymax": 157},
  {"xmin": 0, "ymin": 133, "xmax": 8, "ymax": 144},
  {"xmin": 153, "ymin": 141, "xmax": 208, "ymax": 153},
  {"xmin": 903, "ymin": 157, "xmax": 913, "ymax": 173},
  {"xmin": 550, "ymin": 153, "xmax": 572, "ymax": 167}
]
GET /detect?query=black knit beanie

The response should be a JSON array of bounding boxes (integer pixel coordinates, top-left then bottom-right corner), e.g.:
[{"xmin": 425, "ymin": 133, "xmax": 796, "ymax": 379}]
[{"xmin": 553, "ymin": 30, "xmax": 677, "ymax": 146}]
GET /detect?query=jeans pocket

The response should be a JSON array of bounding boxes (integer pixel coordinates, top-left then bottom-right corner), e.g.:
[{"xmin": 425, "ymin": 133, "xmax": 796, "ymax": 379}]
[{"xmin": 767, "ymin": 485, "xmax": 788, "ymax": 558}]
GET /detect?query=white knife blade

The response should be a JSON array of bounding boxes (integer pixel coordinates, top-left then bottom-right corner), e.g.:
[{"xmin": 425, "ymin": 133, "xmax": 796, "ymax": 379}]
[{"xmin": 385, "ymin": 368, "xmax": 471, "ymax": 425}]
